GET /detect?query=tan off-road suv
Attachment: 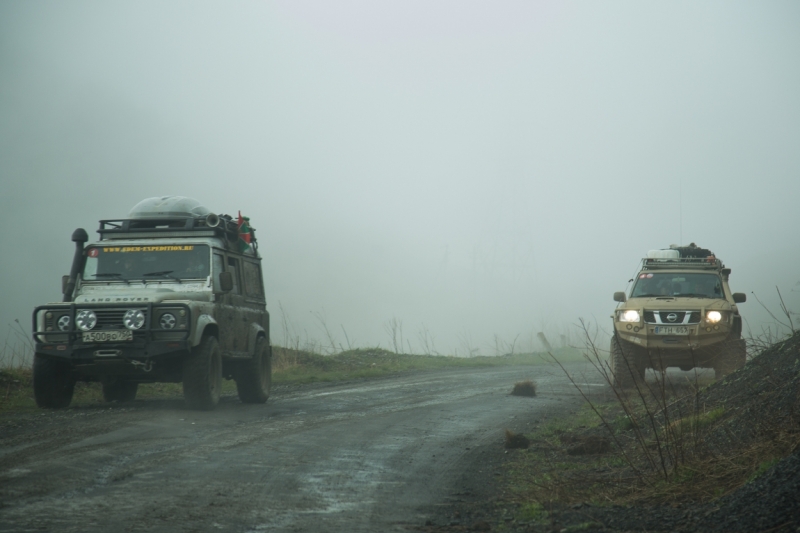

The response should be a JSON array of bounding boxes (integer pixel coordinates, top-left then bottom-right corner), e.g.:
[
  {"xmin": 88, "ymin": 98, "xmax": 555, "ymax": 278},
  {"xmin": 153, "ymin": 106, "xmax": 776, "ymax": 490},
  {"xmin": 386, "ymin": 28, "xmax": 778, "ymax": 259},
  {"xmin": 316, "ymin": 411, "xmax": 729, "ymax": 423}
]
[
  {"xmin": 32, "ymin": 196, "xmax": 271, "ymax": 410},
  {"xmin": 611, "ymin": 244, "xmax": 747, "ymax": 387}
]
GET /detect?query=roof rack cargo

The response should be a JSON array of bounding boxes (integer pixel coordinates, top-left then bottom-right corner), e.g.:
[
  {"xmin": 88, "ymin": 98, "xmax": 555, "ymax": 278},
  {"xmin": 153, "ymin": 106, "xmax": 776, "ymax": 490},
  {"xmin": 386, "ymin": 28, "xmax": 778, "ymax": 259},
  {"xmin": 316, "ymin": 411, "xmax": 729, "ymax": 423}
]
[
  {"xmin": 641, "ymin": 243, "xmax": 722, "ymax": 270},
  {"xmin": 95, "ymin": 196, "xmax": 257, "ymax": 251}
]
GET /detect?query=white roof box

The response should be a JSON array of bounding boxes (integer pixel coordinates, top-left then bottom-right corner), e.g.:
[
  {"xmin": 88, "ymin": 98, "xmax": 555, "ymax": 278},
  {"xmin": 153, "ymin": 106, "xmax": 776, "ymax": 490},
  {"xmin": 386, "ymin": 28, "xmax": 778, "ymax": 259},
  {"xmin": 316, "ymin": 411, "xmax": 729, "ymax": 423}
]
[
  {"xmin": 647, "ymin": 249, "xmax": 680, "ymax": 259},
  {"xmin": 128, "ymin": 196, "xmax": 210, "ymax": 219}
]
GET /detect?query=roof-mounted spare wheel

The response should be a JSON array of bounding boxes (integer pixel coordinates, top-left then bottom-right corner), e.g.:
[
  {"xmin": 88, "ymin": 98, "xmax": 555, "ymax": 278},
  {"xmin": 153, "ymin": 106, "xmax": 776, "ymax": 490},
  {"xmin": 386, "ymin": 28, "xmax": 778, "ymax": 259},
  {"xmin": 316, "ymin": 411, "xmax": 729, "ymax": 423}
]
[{"xmin": 129, "ymin": 196, "xmax": 210, "ymax": 219}]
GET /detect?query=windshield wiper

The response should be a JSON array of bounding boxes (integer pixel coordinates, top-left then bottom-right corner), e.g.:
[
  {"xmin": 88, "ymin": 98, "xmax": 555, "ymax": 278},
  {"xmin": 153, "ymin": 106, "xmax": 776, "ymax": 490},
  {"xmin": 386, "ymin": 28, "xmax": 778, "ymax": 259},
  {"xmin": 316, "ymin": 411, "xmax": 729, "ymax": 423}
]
[
  {"xmin": 143, "ymin": 270, "xmax": 181, "ymax": 283},
  {"xmin": 679, "ymin": 293, "xmax": 713, "ymax": 298},
  {"xmin": 91, "ymin": 272, "xmax": 130, "ymax": 285}
]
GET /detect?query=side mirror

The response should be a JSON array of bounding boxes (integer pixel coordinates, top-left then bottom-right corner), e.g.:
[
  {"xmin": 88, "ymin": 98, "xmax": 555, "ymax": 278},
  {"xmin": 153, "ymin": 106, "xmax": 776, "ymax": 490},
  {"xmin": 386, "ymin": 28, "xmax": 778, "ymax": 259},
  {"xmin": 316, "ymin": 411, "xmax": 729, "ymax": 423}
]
[
  {"xmin": 218, "ymin": 271, "xmax": 233, "ymax": 292},
  {"xmin": 613, "ymin": 291, "xmax": 627, "ymax": 303},
  {"xmin": 733, "ymin": 293, "xmax": 746, "ymax": 303},
  {"xmin": 62, "ymin": 275, "xmax": 70, "ymax": 294}
]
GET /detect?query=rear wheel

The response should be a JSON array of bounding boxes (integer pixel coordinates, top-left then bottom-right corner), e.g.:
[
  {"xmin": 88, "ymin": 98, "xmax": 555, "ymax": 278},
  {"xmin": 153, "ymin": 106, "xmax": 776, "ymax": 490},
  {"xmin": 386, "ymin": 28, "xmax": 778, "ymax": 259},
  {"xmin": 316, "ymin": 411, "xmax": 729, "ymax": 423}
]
[
  {"xmin": 33, "ymin": 354, "xmax": 75, "ymax": 409},
  {"xmin": 102, "ymin": 379, "xmax": 139, "ymax": 402},
  {"xmin": 611, "ymin": 336, "xmax": 645, "ymax": 389},
  {"xmin": 236, "ymin": 336, "xmax": 272, "ymax": 404},
  {"xmin": 182, "ymin": 336, "xmax": 222, "ymax": 410}
]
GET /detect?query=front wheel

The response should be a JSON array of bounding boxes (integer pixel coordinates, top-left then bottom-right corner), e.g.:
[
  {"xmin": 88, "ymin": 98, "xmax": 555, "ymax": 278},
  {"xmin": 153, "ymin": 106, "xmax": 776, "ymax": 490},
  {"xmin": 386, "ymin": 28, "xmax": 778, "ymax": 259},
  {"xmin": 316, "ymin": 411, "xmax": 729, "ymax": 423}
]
[
  {"xmin": 714, "ymin": 338, "xmax": 746, "ymax": 379},
  {"xmin": 182, "ymin": 336, "xmax": 223, "ymax": 410},
  {"xmin": 33, "ymin": 354, "xmax": 75, "ymax": 409},
  {"xmin": 235, "ymin": 336, "xmax": 272, "ymax": 404},
  {"xmin": 610, "ymin": 336, "xmax": 645, "ymax": 389}
]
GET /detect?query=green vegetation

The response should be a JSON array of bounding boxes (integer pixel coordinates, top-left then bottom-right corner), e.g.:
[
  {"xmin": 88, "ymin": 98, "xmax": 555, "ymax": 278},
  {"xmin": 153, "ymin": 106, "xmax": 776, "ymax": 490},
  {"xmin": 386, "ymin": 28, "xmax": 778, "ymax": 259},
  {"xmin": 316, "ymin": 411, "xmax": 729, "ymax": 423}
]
[
  {"xmin": 516, "ymin": 502, "xmax": 548, "ymax": 523},
  {"xmin": 0, "ymin": 345, "xmax": 584, "ymax": 413},
  {"xmin": 272, "ymin": 346, "xmax": 584, "ymax": 384}
]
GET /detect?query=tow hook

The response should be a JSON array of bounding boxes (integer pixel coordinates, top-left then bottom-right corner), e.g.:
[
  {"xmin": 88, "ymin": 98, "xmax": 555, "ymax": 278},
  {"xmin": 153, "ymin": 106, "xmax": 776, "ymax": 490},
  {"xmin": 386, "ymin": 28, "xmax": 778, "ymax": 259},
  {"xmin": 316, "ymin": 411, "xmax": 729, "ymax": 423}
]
[{"xmin": 131, "ymin": 360, "xmax": 154, "ymax": 372}]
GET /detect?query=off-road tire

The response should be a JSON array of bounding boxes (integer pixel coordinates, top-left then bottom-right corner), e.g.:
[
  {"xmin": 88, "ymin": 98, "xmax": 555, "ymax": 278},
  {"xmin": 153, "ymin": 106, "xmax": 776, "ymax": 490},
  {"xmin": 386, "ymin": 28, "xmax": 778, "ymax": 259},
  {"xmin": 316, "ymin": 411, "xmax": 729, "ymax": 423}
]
[
  {"xmin": 33, "ymin": 354, "xmax": 75, "ymax": 409},
  {"xmin": 714, "ymin": 337, "xmax": 746, "ymax": 380},
  {"xmin": 235, "ymin": 336, "xmax": 272, "ymax": 404},
  {"xmin": 102, "ymin": 380, "xmax": 139, "ymax": 402},
  {"xmin": 611, "ymin": 336, "xmax": 645, "ymax": 389},
  {"xmin": 182, "ymin": 336, "xmax": 223, "ymax": 410}
]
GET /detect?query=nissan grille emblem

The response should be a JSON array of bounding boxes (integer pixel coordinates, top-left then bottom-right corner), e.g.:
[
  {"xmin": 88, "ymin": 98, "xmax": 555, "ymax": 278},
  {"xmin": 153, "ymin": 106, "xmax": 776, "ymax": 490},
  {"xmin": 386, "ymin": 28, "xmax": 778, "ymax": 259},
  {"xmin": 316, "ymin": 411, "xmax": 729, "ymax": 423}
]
[{"xmin": 667, "ymin": 313, "xmax": 678, "ymax": 323}]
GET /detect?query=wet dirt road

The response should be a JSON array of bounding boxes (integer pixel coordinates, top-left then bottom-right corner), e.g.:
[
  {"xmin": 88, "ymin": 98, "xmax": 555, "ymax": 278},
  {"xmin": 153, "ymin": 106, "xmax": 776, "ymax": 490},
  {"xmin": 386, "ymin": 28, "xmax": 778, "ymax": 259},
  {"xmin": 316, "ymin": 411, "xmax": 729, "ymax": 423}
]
[{"xmin": 0, "ymin": 363, "xmax": 601, "ymax": 532}]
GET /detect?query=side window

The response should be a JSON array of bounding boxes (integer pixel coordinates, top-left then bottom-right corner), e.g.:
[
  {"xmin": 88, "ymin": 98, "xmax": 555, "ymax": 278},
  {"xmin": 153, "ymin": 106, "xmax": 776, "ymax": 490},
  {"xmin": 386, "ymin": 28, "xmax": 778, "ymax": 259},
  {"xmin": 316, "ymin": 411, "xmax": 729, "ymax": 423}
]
[
  {"xmin": 243, "ymin": 260, "xmax": 263, "ymax": 298},
  {"xmin": 227, "ymin": 256, "xmax": 241, "ymax": 294},
  {"xmin": 212, "ymin": 253, "xmax": 225, "ymax": 291}
]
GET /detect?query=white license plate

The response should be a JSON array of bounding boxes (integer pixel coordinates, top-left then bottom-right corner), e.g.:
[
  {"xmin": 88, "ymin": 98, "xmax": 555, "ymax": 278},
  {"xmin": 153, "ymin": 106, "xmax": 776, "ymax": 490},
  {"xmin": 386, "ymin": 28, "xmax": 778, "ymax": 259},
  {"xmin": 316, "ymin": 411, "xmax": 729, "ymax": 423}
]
[
  {"xmin": 653, "ymin": 326, "xmax": 689, "ymax": 335},
  {"xmin": 82, "ymin": 330, "xmax": 133, "ymax": 342}
]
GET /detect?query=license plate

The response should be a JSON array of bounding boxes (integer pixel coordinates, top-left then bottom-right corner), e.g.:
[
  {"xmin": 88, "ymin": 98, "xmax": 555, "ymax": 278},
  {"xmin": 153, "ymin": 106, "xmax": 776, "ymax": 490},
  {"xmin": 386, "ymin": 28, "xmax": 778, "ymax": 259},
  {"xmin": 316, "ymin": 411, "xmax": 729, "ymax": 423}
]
[
  {"xmin": 82, "ymin": 330, "xmax": 133, "ymax": 342},
  {"xmin": 653, "ymin": 326, "xmax": 689, "ymax": 335}
]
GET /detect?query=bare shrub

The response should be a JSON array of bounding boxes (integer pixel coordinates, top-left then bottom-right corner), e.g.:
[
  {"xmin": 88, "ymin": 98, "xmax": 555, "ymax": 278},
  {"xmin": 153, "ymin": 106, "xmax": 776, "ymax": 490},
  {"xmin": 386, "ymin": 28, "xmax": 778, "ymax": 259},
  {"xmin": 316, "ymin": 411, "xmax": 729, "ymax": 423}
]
[{"xmin": 511, "ymin": 380, "xmax": 537, "ymax": 397}]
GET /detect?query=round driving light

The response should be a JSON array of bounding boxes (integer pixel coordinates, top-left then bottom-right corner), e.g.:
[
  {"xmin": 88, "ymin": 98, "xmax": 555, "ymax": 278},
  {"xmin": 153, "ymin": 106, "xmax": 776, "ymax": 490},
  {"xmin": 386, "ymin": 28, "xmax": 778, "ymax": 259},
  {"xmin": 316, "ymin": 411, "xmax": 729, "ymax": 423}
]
[
  {"xmin": 75, "ymin": 310, "xmax": 97, "ymax": 331},
  {"xmin": 123, "ymin": 309, "xmax": 146, "ymax": 330},
  {"xmin": 707, "ymin": 311, "xmax": 722, "ymax": 323},
  {"xmin": 626, "ymin": 324, "xmax": 632, "ymax": 330},
  {"xmin": 57, "ymin": 315, "xmax": 71, "ymax": 332},
  {"xmin": 706, "ymin": 327, "xmax": 712, "ymax": 332},
  {"xmin": 46, "ymin": 312, "xmax": 53, "ymax": 319},
  {"xmin": 159, "ymin": 313, "xmax": 177, "ymax": 330}
]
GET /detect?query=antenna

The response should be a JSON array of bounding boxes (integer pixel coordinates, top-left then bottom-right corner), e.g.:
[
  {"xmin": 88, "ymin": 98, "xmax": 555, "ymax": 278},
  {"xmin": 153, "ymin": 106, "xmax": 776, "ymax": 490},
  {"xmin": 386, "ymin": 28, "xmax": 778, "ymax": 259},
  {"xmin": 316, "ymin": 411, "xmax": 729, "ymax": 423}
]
[{"xmin": 679, "ymin": 179, "xmax": 683, "ymax": 245}]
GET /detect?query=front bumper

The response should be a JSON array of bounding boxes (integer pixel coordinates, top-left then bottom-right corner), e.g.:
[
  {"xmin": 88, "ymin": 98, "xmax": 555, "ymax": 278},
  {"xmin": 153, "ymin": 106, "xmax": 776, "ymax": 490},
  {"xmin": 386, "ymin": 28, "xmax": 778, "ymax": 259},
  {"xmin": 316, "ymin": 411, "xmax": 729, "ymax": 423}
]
[{"xmin": 33, "ymin": 303, "xmax": 192, "ymax": 375}]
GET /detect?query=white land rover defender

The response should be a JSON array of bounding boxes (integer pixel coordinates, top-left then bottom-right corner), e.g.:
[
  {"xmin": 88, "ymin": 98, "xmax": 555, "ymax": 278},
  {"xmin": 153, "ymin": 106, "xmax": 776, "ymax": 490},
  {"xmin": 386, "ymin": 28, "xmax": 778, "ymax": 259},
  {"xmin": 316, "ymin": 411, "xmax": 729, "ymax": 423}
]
[
  {"xmin": 611, "ymin": 244, "xmax": 747, "ymax": 387},
  {"xmin": 32, "ymin": 196, "xmax": 271, "ymax": 410}
]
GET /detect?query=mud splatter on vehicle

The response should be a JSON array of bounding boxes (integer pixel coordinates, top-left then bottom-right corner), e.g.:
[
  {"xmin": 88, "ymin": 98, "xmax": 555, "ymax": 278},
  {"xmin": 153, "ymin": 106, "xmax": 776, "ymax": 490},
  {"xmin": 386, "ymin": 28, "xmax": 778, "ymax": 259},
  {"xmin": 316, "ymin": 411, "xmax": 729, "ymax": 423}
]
[
  {"xmin": 611, "ymin": 244, "xmax": 747, "ymax": 387},
  {"xmin": 32, "ymin": 196, "xmax": 271, "ymax": 410}
]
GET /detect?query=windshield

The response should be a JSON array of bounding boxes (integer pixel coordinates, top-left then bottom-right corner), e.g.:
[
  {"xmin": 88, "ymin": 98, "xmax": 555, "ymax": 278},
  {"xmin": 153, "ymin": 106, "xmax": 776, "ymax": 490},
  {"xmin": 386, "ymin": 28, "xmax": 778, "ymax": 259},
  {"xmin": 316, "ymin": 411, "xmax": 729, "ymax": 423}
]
[
  {"xmin": 83, "ymin": 244, "xmax": 210, "ymax": 281},
  {"xmin": 631, "ymin": 272, "xmax": 723, "ymax": 298}
]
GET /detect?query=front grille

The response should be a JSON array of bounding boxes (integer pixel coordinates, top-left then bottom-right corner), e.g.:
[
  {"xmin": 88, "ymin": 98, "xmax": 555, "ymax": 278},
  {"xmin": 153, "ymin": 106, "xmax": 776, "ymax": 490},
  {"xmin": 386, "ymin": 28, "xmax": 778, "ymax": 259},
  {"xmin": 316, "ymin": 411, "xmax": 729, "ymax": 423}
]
[{"xmin": 643, "ymin": 311, "xmax": 700, "ymax": 324}]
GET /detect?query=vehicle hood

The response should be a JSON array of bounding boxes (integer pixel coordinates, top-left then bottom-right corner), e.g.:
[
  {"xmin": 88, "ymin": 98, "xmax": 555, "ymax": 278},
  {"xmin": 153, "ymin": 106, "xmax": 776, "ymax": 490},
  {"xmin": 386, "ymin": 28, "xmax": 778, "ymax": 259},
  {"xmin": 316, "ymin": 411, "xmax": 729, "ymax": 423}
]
[
  {"xmin": 74, "ymin": 281, "xmax": 212, "ymax": 304},
  {"xmin": 621, "ymin": 297, "xmax": 733, "ymax": 310}
]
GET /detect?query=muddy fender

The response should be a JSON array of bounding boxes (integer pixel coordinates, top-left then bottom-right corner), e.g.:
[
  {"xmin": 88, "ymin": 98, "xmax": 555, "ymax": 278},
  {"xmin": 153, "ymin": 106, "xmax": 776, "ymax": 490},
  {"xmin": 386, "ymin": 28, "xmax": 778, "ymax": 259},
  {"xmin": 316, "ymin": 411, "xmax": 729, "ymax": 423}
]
[
  {"xmin": 248, "ymin": 323, "xmax": 266, "ymax": 353},
  {"xmin": 191, "ymin": 314, "xmax": 218, "ymax": 347}
]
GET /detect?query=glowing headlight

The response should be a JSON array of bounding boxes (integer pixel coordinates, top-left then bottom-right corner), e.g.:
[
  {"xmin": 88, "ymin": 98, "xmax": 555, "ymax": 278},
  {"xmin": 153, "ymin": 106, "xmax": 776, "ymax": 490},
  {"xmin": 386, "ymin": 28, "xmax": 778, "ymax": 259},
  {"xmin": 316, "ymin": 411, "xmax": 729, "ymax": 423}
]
[
  {"xmin": 618, "ymin": 310, "xmax": 641, "ymax": 322},
  {"xmin": 57, "ymin": 315, "xmax": 71, "ymax": 332},
  {"xmin": 706, "ymin": 311, "xmax": 722, "ymax": 323},
  {"xmin": 75, "ymin": 310, "xmax": 97, "ymax": 331},
  {"xmin": 159, "ymin": 313, "xmax": 176, "ymax": 330},
  {"xmin": 123, "ymin": 309, "xmax": 146, "ymax": 330}
]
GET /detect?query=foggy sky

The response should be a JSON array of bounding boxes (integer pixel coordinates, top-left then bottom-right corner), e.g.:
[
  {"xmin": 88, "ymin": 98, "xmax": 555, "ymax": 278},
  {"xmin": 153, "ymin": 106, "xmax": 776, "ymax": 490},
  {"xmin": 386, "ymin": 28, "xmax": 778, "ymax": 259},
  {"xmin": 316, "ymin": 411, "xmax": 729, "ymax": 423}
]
[{"xmin": 1, "ymin": 1, "xmax": 799, "ymax": 357}]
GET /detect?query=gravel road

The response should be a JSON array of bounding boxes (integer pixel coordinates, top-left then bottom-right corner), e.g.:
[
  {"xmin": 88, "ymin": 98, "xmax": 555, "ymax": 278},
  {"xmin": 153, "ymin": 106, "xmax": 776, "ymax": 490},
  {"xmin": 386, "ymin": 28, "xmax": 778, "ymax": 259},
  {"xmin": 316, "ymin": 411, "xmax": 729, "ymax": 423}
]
[{"xmin": 0, "ymin": 362, "xmax": 599, "ymax": 533}]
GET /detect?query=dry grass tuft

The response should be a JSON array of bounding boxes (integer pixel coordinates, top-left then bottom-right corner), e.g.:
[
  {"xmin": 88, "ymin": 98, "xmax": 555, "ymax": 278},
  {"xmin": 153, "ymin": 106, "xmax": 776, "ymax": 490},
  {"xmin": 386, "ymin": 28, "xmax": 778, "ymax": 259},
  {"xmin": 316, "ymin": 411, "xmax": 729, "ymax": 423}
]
[
  {"xmin": 505, "ymin": 429, "xmax": 531, "ymax": 449},
  {"xmin": 511, "ymin": 380, "xmax": 537, "ymax": 397},
  {"xmin": 565, "ymin": 436, "xmax": 612, "ymax": 456}
]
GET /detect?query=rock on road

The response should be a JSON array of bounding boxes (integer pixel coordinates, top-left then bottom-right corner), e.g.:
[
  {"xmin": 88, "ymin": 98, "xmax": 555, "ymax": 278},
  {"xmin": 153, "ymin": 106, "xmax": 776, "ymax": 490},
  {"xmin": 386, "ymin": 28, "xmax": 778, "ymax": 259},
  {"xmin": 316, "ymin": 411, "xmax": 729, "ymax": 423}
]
[{"xmin": 0, "ymin": 362, "xmax": 600, "ymax": 532}]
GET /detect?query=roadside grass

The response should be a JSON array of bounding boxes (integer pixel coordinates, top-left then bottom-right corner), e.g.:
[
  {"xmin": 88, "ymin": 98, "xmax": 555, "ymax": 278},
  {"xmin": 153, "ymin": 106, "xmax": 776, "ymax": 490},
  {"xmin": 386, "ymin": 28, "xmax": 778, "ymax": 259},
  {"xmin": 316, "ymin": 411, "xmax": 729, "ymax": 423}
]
[
  {"xmin": 0, "ymin": 345, "xmax": 584, "ymax": 413},
  {"xmin": 502, "ymin": 329, "xmax": 800, "ymax": 521}
]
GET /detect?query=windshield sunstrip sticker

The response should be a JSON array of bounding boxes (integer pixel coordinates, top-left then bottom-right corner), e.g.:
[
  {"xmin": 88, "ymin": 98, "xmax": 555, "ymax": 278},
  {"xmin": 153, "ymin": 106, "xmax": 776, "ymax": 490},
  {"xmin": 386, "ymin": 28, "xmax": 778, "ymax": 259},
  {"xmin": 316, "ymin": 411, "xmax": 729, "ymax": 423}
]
[{"xmin": 100, "ymin": 246, "xmax": 195, "ymax": 252}]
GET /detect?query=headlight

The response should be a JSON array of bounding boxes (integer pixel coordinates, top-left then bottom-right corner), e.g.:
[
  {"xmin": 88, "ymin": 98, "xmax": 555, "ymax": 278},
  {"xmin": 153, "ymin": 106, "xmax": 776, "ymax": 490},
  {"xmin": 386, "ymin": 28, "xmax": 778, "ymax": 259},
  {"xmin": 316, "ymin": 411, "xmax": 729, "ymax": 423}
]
[
  {"xmin": 706, "ymin": 311, "xmax": 722, "ymax": 323},
  {"xmin": 618, "ymin": 310, "xmax": 641, "ymax": 322},
  {"xmin": 159, "ymin": 313, "xmax": 176, "ymax": 330},
  {"xmin": 76, "ymin": 310, "xmax": 97, "ymax": 331},
  {"xmin": 124, "ymin": 309, "xmax": 146, "ymax": 330},
  {"xmin": 57, "ymin": 315, "xmax": 71, "ymax": 332}
]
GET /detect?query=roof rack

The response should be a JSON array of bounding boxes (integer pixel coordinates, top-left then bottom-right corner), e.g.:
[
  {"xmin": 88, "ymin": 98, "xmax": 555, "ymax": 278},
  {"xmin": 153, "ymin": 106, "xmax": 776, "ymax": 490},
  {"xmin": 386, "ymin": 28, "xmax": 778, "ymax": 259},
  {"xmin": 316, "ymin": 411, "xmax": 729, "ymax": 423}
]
[
  {"xmin": 97, "ymin": 214, "xmax": 258, "ymax": 252},
  {"xmin": 641, "ymin": 257, "xmax": 723, "ymax": 270}
]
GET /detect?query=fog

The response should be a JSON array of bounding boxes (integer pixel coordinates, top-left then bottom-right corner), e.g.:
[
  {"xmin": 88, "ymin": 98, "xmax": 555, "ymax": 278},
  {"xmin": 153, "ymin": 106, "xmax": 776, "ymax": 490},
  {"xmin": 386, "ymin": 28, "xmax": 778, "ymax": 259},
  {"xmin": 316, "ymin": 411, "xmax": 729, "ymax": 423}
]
[{"xmin": 2, "ymin": 1, "xmax": 799, "ymax": 357}]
